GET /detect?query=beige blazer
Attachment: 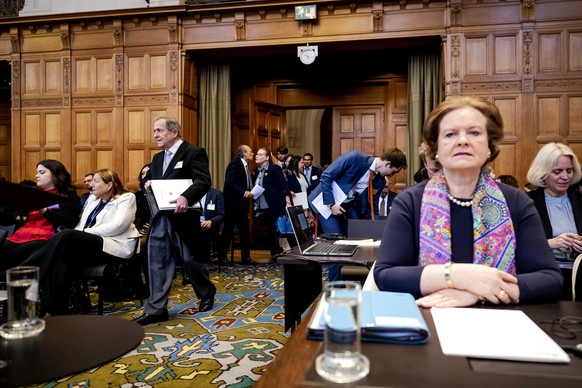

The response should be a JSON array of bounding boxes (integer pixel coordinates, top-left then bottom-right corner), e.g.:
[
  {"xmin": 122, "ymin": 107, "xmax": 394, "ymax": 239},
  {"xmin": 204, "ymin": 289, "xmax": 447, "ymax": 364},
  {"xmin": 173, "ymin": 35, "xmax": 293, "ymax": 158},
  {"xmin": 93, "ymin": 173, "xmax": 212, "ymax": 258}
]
[{"xmin": 76, "ymin": 192, "xmax": 140, "ymax": 258}]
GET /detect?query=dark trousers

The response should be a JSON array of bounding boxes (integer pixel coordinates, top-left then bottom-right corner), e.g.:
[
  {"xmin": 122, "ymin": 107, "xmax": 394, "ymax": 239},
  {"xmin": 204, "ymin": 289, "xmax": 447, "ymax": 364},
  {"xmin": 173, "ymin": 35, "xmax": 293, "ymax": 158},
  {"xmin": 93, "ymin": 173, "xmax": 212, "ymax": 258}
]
[
  {"xmin": 19, "ymin": 229, "xmax": 122, "ymax": 314},
  {"xmin": 0, "ymin": 240, "xmax": 46, "ymax": 271},
  {"xmin": 219, "ymin": 208, "xmax": 251, "ymax": 261},
  {"xmin": 144, "ymin": 213, "xmax": 214, "ymax": 315}
]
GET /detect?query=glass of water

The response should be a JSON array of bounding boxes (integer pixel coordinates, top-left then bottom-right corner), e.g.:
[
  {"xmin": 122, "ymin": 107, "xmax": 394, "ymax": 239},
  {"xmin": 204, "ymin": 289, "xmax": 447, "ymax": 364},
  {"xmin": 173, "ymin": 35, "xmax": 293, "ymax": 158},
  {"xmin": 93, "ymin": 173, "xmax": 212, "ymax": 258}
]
[
  {"xmin": 0, "ymin": 266, "xmax": 45, "ymax": 339},
  {"xmin": 315, "ymin": 280, "xmax": 369, "ymax": 383}
]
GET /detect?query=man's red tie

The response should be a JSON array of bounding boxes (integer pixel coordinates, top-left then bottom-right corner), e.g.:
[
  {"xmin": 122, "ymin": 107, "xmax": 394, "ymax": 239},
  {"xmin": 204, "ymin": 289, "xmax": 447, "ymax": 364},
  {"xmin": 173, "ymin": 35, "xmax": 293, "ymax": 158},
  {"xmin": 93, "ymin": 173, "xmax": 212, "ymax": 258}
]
[{"xmin": 368, "ymin": 171, "xmax": 375, "ymax": 220}]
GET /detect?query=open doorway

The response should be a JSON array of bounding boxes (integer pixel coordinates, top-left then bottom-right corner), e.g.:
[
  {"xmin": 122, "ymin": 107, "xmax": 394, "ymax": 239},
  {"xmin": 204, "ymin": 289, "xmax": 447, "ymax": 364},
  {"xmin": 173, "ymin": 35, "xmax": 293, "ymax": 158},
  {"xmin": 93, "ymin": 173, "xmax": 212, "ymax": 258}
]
[{"xmin": 286, "ymin": 108, "xmax": 325, "ymax": 168}]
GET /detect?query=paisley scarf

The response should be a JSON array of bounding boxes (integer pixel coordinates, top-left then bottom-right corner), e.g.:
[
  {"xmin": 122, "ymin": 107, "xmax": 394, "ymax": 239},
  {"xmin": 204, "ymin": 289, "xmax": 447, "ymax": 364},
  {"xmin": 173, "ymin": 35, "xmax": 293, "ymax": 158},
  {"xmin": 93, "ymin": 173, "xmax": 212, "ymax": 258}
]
[{"xmin": 418, "ymin": 170, "xmax": 516, "ymax": 274}]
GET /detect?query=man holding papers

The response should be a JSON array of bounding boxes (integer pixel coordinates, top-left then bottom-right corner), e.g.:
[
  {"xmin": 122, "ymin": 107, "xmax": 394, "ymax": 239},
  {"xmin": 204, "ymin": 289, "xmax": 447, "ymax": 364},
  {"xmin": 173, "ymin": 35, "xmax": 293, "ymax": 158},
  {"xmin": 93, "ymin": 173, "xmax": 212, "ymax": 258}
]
[
  {"xmin": 134, "ymin": 117, "xmax": 215, "ymax": 326},
  {"xmin": 308, "ymin": 148, "xmax": 407, "ymax": 280}
]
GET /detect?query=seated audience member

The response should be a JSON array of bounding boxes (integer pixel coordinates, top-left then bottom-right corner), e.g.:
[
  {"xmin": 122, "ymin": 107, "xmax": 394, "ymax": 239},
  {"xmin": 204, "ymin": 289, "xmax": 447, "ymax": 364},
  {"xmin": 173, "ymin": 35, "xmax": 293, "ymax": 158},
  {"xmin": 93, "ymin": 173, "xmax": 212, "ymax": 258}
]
[
  {"xmin": 17, "ymin": 168, "xmax": 140, "ymax": 315},
  {"xmin": 374, "ymin": 97, "xmax": 563, "ymax": 307},
  {"xmin": 359, "ymin": 177, "xmax": 396, "ymax": 220},
  {"xmin": 0, "ymin": 160, "xmax": 81, "ymax": 270},
  {"xmin": 200, "ymin": 188, "xmax": 225, "ymax": 263},
  {"xmin": 80, "ymin": 173, "xmax": 93, "ymax": 208},
  {"xmin": 496, "ymin": 174, "xmax": 519, "ymax": 188},
  {"xmin": 526, "ymin": 143, "xmax": 582, "ymax": 262},
  {"xmin": 413, "ymin": 141, "xmax": 439, "ymax": 183}
]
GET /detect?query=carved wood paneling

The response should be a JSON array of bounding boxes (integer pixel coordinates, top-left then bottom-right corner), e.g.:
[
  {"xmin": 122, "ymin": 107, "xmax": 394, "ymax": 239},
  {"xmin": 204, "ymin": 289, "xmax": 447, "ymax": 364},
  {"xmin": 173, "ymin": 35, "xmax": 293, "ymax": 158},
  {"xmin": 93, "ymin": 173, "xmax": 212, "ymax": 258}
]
[
  {"xmin": 538, "ymin": 33, "xmax": 561, "ymax": 73},
  {"xmin": 537, "ymin": 96, "xmax": 562, "ymax": 138},
  {"xmin": 568, "ymin": 96, "xmax": 582, "ymax": 135},
  {"xmin": 494, "ymin": 36, "xmax": 517, "ymax": 75},
  {"xmin": 569, "ymin": 32, "xmax": 582, "ymax": 71},
  {"xmin": 465, "ymin": 37, "xmax": 487, "ymax": 76}
]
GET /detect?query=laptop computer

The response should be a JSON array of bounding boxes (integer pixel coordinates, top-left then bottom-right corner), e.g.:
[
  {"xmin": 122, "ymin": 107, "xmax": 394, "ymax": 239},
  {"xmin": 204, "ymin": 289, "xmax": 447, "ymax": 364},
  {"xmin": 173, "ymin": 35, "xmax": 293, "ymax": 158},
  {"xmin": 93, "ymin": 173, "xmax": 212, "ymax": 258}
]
[{"xmin": 286, "ymin": 206, "xmax": 358, "ymax": 257}]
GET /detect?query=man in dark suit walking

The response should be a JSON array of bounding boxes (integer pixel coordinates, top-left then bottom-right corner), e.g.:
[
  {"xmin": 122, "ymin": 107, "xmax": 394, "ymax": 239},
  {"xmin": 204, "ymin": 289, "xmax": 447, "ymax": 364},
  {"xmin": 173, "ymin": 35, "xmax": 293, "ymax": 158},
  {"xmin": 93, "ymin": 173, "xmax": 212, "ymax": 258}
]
[
  {"xmin": 200, "ymin": 187, "xmax": 225, "ymax": 263},
  {"xmin": 302, "ymin": 153, "xmax": 323, "ymax": 194},
  {"xmin": 218, "ymin": 145, "xmax": 256, "ymax": 265},
  {"xmin": 134, "ymin": 117, "xmax": 216, "ymax": 326}
]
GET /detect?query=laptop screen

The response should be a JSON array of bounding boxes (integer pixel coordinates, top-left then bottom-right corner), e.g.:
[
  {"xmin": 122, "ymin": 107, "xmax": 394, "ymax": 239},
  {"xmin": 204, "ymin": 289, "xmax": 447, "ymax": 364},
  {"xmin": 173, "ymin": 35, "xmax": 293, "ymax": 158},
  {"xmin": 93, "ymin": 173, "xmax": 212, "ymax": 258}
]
[{"xmin": 286, "ymin": 206, "xmax": 314, "ymax": 252}]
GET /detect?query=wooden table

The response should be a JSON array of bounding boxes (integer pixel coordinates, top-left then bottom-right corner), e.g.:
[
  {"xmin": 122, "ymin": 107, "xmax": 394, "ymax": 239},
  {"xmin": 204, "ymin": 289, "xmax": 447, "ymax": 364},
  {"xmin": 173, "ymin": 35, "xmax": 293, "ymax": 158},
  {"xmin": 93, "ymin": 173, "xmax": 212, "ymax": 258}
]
[
  {"xmin": 276, "ymin": 246, "xmax": 378, "ymax": 331},
  {"xmin": 256, "ymin": 301, "xmax": 582, "ymax": 388},
  {"xmin": 0, "ymin": 315, "xmax": 144, "ymax": 388}
]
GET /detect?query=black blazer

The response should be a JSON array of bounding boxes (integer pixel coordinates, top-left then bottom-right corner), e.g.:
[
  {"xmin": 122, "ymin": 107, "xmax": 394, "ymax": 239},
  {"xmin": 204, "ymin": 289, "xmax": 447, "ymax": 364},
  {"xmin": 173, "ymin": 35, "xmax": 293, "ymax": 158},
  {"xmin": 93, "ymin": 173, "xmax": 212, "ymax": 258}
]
[
  {"xmin": 254, "ymin": 163, "xmax": 289, "ymax": 218},
  {"xmin": 223, "ymin": 158, "xmax": 251, "ymax": 213},
  {"xmin": 527, "ymin": 187, "xmax": 582, "ymax": 238},
  {"xmin": 146, "ymin": 141, "xmax": 211, "ymax": 206}
]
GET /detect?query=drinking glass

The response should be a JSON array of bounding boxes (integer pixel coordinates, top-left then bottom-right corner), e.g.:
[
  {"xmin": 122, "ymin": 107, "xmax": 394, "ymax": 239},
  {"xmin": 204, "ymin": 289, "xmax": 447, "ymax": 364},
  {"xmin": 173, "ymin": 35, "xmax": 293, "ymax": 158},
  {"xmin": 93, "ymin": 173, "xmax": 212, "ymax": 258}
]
[
  {"xmin": 0, "ymin": 266, "xmax": 45, "ymax": 339},
  {"xmin": 315, "ymin": 281, "xmax": 369, "ymax": 383}
]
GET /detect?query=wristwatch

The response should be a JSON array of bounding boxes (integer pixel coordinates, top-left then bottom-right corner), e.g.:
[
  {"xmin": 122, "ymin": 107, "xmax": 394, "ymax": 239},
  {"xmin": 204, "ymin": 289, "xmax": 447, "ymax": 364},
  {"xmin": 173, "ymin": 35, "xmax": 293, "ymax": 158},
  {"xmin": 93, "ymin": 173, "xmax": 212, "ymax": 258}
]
[{"xmin": 327, "ymin": 204, "xmax": 334, "ymax": 209}]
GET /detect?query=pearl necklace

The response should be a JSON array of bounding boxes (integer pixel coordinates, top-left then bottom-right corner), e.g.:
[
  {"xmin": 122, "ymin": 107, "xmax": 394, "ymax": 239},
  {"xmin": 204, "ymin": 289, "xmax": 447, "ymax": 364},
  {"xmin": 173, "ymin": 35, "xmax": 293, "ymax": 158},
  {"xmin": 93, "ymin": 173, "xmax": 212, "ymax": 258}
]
[{"xmin": 447, "ymin": 193, "xmax": 473, "ymax": 207}]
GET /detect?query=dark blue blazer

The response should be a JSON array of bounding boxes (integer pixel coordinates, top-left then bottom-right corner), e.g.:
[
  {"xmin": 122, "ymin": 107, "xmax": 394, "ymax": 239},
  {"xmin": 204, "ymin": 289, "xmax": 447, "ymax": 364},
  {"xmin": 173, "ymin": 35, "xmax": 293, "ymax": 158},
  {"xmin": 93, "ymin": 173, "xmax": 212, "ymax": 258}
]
[
  {"xmin": 308, "ymin": 150, "xmax": 383, "ymax": 212},
  {"xmin": 358, "ymin": 188, "xmax": 396, "ymax": 220},
  {"xmin": 203, "ymin": 188, "xmax": 225, "ymax": 233},
  {"xmin": 304, "ymin": 165, "xmax": 323, "ymax": 194},
  {"xmin": 254, "ymin": 163, "xmax": 289, "ymax": 218},
  {"xmin": 223, "ymin": 158, "xmax": 251, "ymax": 213},
  {"xmin": 528, "ymin": 187, "xmax": 582, "ymax": 238}
]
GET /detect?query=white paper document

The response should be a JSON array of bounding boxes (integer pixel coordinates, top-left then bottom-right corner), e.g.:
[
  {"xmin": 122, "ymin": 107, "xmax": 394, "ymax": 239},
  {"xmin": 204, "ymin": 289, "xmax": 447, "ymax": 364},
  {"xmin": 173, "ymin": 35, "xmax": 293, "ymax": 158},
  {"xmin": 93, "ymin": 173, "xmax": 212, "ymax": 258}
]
[
  {"xmin": 293, "ymin": 191, "xmax": 309, "ymax": 209},
  {"xmin": 312, "ymin": 181, "xmax": 348, "ymax": 219},
  {"xmin": 335, "ymin": 239, "xmax": 381, "ymax": 247},
  {"xmin": 251, "ymin": 184, "xmax": 265, "ymax": 199},
  {"xmin": 150, "ymin": 179, "xmax": 200, "ymax": 210},
  {"xmin": 431, "ymin": 308, "xmax": 570, "ymax": 363}
]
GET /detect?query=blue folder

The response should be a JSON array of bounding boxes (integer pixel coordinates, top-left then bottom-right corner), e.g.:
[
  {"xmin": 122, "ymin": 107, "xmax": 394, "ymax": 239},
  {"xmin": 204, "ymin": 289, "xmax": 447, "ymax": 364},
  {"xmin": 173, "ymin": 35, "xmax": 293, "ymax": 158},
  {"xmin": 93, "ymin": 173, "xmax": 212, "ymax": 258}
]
[{"xmin": 307, "ymin": 291, "xmax": 430, "ymax": 344}]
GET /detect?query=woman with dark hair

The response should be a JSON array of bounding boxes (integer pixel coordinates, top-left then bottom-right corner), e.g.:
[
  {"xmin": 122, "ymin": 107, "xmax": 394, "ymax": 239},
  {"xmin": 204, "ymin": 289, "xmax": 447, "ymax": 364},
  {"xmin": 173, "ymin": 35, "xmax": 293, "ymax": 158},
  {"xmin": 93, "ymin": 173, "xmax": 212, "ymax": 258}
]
[
  {"xmin": 284, "ymin": 154, "xmax": 309, "ymax": 196},
  {"xmin": 0, "ymin": 160, "xmax": 81, "ymax": 270},
  {"xmin": 375, "ymin": 97, "xmax": 563, "ymax": 307},
  {"xmin": 17, "ymin": 168, "xmax": 140, "ymax": 315},
  {"xmin": 134, "ymin": 163, "xmax": 151, "ymax": 231}
]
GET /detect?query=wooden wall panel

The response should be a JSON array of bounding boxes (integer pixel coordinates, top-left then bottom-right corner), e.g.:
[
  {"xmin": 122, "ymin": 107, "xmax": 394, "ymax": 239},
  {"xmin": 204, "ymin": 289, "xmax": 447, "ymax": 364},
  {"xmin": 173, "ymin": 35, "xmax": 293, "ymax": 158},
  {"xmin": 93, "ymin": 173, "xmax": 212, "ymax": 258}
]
[
  {"xmin": 74, "ymin": 112, "xmax": 92, "ymax": 145},
  {"xmin": 128, "ymin": 111, "xmax": 146, "ymax": 143},
  {"xmin": 45, "ymin": 61, "xmax": 61, "ymax": 94},
  {"xmin": 24, "ymin": 152, "xmax": 40, "ymax": 180},
  {"xmin": 74, "ymin": 150, "xmax": 92, "ymax": 182},
  {"xmin": 128, "ymin": 57, "xmax": 144, "ymax": 90},
  {"xmin": 569, "ymin": 32, "xmax": 582, "ymax": 71},
  {"xmin": 494, "ymin": 36, "xmax": 517, "ymax": 75},
  {"xmin": 568, "ymin": 96, "xmax": 582, "ymax": 134},
  {"xmin": 96, "ymin": 111, "xmax": 114, "ymax": 144},
  {"xmin": 96, "ymin": 150, "xmax": 113, "ymax": 171},
  {"xmin": 128, "ymin": 149, "xmax": 145, "ymax": 188},
  {"xmin": 24, "ymin": 114, "xmax": 40, "ymax": 147},
  {"xmin": 465, "ymin": 37, "xmax": 488, "ymax": 76},
  {"xmin": 340, "ymin": 138, "xmax": 353, "ymax": 155},
  {"xmin": 45, "ymin": 113, "xmax": 61, "ymax": 146},
  {"xmin": 494, "ymin": 98, "xmax": 518, "ymax": 138},
  {"xmin": 539, "ymin": 33, "xmax": 562, "ymax": 73},
  {"xmin": 97, "ymin": 58, "xmax": 113, "ymax": 91},
  {"xmin": 75, "ymin": 59, "xmax": 92, "ymax": 92},
  {"xmin": 493, "ymin": 144, "xmax": 516, "ymax": 176},
  {"xmin": 537, "ymin": 97, "xmax": 562, "ymax": 137},
  {"xmin": 24, "ymin": 62, "xmax": 40, "ymax": 94},
  {"xmin": 150, "ymin": 55, "xmax": 167, "ymax": 89}
]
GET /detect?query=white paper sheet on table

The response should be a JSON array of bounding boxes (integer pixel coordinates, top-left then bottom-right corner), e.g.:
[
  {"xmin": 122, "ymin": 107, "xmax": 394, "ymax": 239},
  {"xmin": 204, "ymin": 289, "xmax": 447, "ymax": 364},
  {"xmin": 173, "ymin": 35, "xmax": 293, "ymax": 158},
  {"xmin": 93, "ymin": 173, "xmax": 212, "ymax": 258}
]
[
  {"xmin": 431, "ymin": 308, "xmax": 570, "ymax": 363},
  {"xmin": 311, "ymin": 181, "xmax": 347, "ymax": 219},
  {"xmin": 335, "ymin": 239, "xmax": 381, "ymax": 247}
]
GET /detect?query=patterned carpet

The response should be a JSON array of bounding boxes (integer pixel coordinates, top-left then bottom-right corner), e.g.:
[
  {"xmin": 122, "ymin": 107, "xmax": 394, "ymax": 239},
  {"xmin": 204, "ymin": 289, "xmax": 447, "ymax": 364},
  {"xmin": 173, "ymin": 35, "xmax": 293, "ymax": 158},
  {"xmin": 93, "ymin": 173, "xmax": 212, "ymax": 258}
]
[{"xmin": 32, "ymin": 263, "xmax": 288, "ymax": 388}]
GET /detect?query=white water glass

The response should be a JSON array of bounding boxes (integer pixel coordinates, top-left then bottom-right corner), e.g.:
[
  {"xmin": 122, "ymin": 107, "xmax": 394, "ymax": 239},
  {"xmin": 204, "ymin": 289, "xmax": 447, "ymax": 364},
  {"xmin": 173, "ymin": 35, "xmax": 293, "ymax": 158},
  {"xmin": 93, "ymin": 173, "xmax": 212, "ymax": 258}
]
[
  {"xmin": 315, "ymin": 280, "xmax": 369, "ymax": 383},
  {"xmin": 0, "ymin": 266, "xmax": 45, "ymax": 339}
]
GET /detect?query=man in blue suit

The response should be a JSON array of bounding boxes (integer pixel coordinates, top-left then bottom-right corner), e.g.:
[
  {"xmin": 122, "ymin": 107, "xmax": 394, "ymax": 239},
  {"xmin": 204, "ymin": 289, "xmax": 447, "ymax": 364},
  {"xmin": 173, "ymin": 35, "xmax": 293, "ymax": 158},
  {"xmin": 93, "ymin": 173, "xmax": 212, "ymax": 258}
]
[
  {"xmin": 253, "ymin": 147, "xmax": 292, "ymax": 259},
  {"xmin": 200, "ymin": 188, "xmax": 225, "ymax": 263},
  {"xmin": 308, "ymin": 148, "xmax": 407, "ymax": 280}
]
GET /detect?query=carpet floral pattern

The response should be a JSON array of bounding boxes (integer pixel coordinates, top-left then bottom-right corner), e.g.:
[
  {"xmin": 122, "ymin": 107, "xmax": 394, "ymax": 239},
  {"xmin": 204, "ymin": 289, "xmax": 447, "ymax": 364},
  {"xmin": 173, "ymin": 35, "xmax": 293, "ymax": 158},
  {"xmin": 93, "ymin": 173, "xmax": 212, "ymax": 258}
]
[{"xmin": 32, "ymin": 264, "xmax": 288, "ymax": 388}]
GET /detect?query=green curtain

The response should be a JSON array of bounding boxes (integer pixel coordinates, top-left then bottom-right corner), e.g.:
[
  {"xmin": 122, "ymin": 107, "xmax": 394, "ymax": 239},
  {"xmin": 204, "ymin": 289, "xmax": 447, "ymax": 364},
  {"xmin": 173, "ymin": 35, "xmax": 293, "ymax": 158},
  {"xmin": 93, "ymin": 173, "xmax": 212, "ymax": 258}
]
[
  {"xmin": 198, "ymin": 63, "xmax": 231, "ymax": 190},
  {"xmin": 407, "ymin": 49, "xmax": 443, "ymax": 184}
]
